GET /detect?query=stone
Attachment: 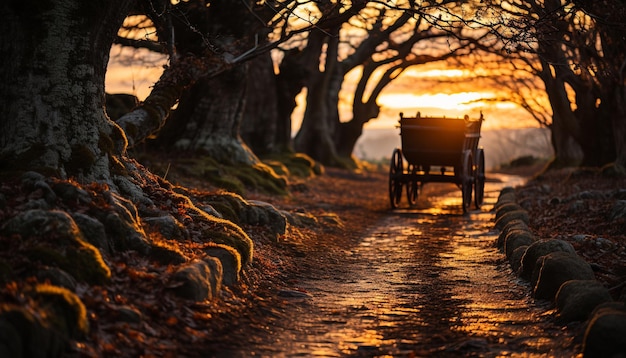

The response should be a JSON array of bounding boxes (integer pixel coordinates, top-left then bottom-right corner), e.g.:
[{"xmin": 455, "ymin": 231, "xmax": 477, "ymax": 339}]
[
  {"xmin": 204, "ymin": 245, "xmax": 241, "ymax": 286},
  {"xmin": 555, "ymin": 280, "xmax": 613, "ymax": 324},
  {"xmin": 503, "ymin": 229, "xmax": 534, "ymax": 259},
  {"xmin": 509, "ymin": 245, "xmax": 528, "ymax": 274},
  {"xmin": 577, "ymin": 190, "xmax": 605, "ymax": 200},
  {"xmin": 36, "ymin": 267, "xmax": 77, "ymax": 291},
  {"xmin": 50, "ymin": 181, "xmax": 91, "ymax": 204},
  {"xmin": 105, "ymin": 212, "xmax": 151, "ymax": 254},
  {"xmin": 583, "ymin": 302, "xmax": 626, "ymax": 358},
  {"xmin": 1, "ymin": 209, "xmax": 111, "ymax": 284},
  {"xmin": 494, "ymin": 193, "xmax": 517, "ymax": 212},
  {"xmin": 532, "ymin": 251, "xmax": 595, "ymax": 301},
  {"xmin": 246, "ymin": 200, "xmax": 287, "ymax": 235},
  {"xmin": 287, "ymin": 211, "xmax": 318, "ymax": 227},
  {"xmin": 609, "ymin": 200, "xmax": 626, "ymax": 220},
  {"xmin": 0, "ymin": 304, "xmax": 66, "ymax": 358},
  {"xmin": 143, "ymin": 215, "xmax": 189, "ymax": 241},
  {"xmin": 520, "ymin": 239, "xmax": 576, "ymax": 280},
  {"xmin": 496, "ymin": 187, "xmax": 516, "ymax": 202},
  {"xmin": 201, "ymin": 205, "xmax": 223, "ymax": 219},
  {"xmin": 114, "ymin": 305, "xmax": 142, "ymax": 324},
  {"xmin": 494, "ymin": 209, "xmax": 529, "ymax": 231},
  {"xmin": 71, "ymin": 212, "xmax": 111, "ymax": 254},
  {"xmin": 496, "ymin": 219, "xmax": 529, "ymax": 250},
  {"xmin": 495, "ymin": 202, "xmax": 523, "ymax": 221},
  {"xmin": 566, "ymin": 199, "xmax": 587, "ymax": 215},
  {"xmin": 168, "ymin": 258, "xmax": 223, "ymax": 301}
]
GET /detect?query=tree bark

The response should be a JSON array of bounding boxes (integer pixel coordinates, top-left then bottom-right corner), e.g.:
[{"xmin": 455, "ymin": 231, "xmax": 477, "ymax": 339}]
[
  {"xmin": 151, "ymin": 65, "xmax": 259, "ymax": 165},
  {"xmin": 240, "ymin": 53, "xmax": 280, "ymax": 156},
  {"xmin": 0, "ymin": 0, "xmax": 132, "ymax": 180},
  {"xmin": 293, "ymin": 28, "xmax": 344, "ymax": 166},
  {"xmin": 537, "ymin": 57, "xmax": 583, "ymax": 168},
  {"xmin": 606, "ymin": 86, "xmax": 626, "ymax": 168},
  {"xmin": 275, "ymin": 49, "xmax": 311, "ymax": 152}
]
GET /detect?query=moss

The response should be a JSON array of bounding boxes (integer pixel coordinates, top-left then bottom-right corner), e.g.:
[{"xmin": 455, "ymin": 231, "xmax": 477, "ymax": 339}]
[
  {"xmin": 263, "ymin": 160, "xmax": 290, "ymax": 177},
  {"xmin": 253, "ymin": 162, "xmax": 288, "ymax": 188},
  {"xmin": 262, "ymin": 152, "xmax": 322, "ymax": 177},
  {"xmin": 208, "ymin": 229, "xmax": 253, "ymax": 266},
  {"xmin": 205, "ymin": 174, "xmax": 245, "ymax": 196},
  {"xmin": 246, "ymin": 168, "xmax": 286, "ymax": 195},
  {"xmin": 189, "ymin": 206, "xmax": 253, "ymax": 265},
  {"xmin": 25, "ymin": 242, "xmax": 110, "ymax": 285},
  {"xmin": 149, "ymin": 241, "xmax": 187, "ymax": 265},
  {"xmin": 31, "ymin": 283, "xmax": 88, "ymax": 338},
  {"xmin": 65, "ymin": 244, "xmax": 111, "ymax": 284},
  {"xmin": 205, "ymin": 201, "xmax": 239, "ymax": 223},
  {"xmin": 216, "ymin": 162, "xmax": 288, "ymax": 196}
]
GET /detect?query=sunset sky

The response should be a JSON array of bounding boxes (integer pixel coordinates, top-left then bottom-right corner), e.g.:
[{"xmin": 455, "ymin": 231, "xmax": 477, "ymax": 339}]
[{"xmin": 105, "ymin": 46, "xmax": 542, "ymax": 133}]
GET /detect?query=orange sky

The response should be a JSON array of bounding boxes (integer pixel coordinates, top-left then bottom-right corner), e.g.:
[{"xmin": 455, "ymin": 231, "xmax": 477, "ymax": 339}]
[{"xmin": 105, "ymin": 46, "xmax": 542, "ymax": 132}]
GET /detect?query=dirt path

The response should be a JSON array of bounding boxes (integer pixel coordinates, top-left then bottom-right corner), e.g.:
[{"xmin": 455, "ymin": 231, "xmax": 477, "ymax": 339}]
[{"xmin": 199, "ymin": 170, "xmax": 581, "ymax": 357}]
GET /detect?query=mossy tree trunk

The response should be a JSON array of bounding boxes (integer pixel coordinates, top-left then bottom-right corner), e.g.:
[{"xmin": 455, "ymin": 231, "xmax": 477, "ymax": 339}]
[
  {"xmin": 0, "ymin": 0, "xmax": 132, "ymax": 180},
  {"xmin": 240, "ymin": 52, "xmax": 281, "ymax": 156},
  {"xmin": 143, "ymin": 0, "xmax": 270, "ymax": 166},
  {"xmin": 151, "ymin": 65, "xmax": 259, "ymax": 166}
]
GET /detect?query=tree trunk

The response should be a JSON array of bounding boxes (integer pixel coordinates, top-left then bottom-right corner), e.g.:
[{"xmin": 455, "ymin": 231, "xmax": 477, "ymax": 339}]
[
  {"xmin": 608, "ymin": 87, "xmax": 626, "ymax": 169},
  {"xmin": 538, "ymin": 60, "xmax": 583, "ymax": 168},
  {"xmin": 293, "ymin": 28, "xmax": 345, "ymax": 166},
  {"xmin": 240, "ymin": 53, "xmax": 279, "ymax": 156},
  {"xmin": 0, "ymin": 0, "xmax": 132, "ymax": 180},
  {"xmin": 275, "ymin": 49, "xmax": 311, "ymax": 153},
  {"xmin": 294, "ymin": 71, "xmax": 342, "ymax": 166},
  {"xmin": 151, "ymin": 65, "xmax": 259, "ymax": 165}
]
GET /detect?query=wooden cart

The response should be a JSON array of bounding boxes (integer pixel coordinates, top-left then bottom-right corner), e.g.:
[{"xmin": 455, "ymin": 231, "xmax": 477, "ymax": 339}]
[{"xmin": 388, "ymin": 112, "xmax": 485, "ymax": 212}]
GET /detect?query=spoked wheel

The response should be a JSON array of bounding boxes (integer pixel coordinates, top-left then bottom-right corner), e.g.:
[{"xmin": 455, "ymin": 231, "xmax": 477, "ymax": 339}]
[
  {"xmin": 389, "ymin": 148, "xmax": 404, "ymax": 209},
  {"xmin": 461, "ymin": 150, "xmax": 474, "ymax": 213},
  {"xmin": 474, "ymin": 148, "xmax": 485, "ymax": 208},
  {"xmin": 406, "ymin": 164, "xmax": 419, "ymax": 206}
]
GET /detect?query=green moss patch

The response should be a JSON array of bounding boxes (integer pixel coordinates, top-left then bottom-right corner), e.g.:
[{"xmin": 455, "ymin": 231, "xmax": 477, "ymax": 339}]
[
  {"xmin": 261, "ymin": 152, "xmax": 323, "ymax": 178},
  {"xmin": 1, "ymin": 210, "xmax": 111, "ymax": 285},
  {"xmin": 188, "ymin": 206, "xmax": 253, "ymax": 266},
  {"xmin": 31, "ymin": 284, "xmax": 88, "ymax": 337}
]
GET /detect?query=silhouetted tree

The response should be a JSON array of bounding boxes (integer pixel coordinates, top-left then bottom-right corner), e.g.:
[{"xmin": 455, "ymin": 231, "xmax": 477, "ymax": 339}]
[
  {"xmin": 478, "ymin": 0, "xmax": 626, "ymax": 169},
  {"xmin": 291, "ymin": 1, "xmax": 484, "ymax": 167}
]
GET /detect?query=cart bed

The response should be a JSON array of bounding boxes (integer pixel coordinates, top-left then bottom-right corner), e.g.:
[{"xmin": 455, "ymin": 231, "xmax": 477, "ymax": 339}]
[{"xmin": 399, "ymin": 113, "xmax": 482, "ymax": 168}]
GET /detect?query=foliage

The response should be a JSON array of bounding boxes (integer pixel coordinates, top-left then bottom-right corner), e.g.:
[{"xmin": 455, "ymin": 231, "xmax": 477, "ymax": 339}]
[{"xmin": 261, "ymin": 152, "xmax": 323, "ymax": 178}]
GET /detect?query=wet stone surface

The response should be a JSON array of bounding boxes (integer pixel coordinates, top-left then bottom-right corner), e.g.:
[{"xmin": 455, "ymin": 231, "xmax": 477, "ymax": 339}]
[{"xmin": 215, "ymin": 177, "xmax": 580, "ymax": 357}]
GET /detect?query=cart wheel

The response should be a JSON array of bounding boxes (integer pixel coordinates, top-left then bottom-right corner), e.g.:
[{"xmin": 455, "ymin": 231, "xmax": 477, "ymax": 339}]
[
  {"xmin": 461, "ymin": 150, "xmax": 473, "ymax": 213},
  {"xmin": 474, "ymin": 148, "xmax": 485, "ymax": 208},
  {"xmin": 407, "ymin": 164, "xmax": 419, "ymax": 206},
  {"xmin": 389, "ymin": 148, "xmax": 404, "ymax": 209}
]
